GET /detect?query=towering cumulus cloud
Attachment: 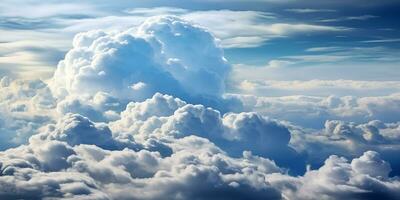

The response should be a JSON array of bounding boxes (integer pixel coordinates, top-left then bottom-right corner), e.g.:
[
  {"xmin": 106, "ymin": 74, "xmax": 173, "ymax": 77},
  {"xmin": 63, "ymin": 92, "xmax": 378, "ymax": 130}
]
[
  {"xmin": 0, "ymin": 16, "xmax": 400, "ymax": 200},
  {"xmin": 51, "ymin": 16, "xmax": 230, "ymax": 102}
]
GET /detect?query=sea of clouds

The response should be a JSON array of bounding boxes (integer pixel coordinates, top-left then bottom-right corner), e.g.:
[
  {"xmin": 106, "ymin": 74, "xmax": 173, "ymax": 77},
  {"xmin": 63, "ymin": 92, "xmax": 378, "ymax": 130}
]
[{"xmin": 1, "ymin": 16, "xmax": 400, "ymax": 199}]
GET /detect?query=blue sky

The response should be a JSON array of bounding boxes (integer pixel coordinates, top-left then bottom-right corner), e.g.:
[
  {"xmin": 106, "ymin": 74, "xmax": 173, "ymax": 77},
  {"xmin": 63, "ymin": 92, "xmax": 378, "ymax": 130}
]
[{"xmin": 1, "ymin": 0, "xmax": 399, "ymax": 82}]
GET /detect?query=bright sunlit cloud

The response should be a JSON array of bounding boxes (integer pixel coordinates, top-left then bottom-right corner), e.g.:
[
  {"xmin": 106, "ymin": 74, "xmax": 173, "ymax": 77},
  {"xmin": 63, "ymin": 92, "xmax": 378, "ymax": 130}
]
[{"xmin": 0, "ymin": 1, "xmax": 400, "ymax": 199}]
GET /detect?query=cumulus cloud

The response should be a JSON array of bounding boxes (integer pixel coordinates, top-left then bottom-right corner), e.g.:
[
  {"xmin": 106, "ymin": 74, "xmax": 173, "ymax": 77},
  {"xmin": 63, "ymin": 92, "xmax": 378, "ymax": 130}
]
[
  {"xmin": 110, "ymin": 93, "xmax": 304, "ymax": 174},
  {"xmin": 269, "ymin": 151, "xmax": 400, "ymax": 200},
  {"xmin": 0, "ymin": 76, "xmax": 56, "ymax": 150},
  {"xmin": 30, "ymin": 113, "xmax": 125, "ymax": 150},
  {"xmin": 0, "ymin": 114, "xmax": 286, "ymax": 199},
  {"xmin": 0, "ymin": 84, "xmax": 399, "ymax": 199},
  {"xmin": 288, "ymin": 119, "xmax": 400, "ymax": 175},
  {"xmin": 51, "ymin": 16, "xmax": 230, "ymax": 110},
  {"xmin": 56, "ymin": 92, "xmax": 122, "ymax": 122},
  {"xmin": 1, "ymin": 125, "xmax": 399, "ymax": 200},
  {"xmin": 233, "ymin": 93, "xmax": 400, "ymax": 128}
]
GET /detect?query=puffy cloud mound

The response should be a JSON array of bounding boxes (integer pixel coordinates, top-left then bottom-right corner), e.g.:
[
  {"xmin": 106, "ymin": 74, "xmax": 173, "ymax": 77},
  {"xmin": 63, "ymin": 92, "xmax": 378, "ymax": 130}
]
[
  {"xmin": 138, "ymin": 16, "xmax": 230, "ymax": 96},
  {"xmin": 0, "ymin": 117, "xmax": 285, "ymax": 199},
  {"xmin": 289, "ymin": 119, "xmax": 400, "ymax": 175},
  {"xmin": 111, "ymin": 93, "xmax": 305, "ymax": 174},
  {"xmin": 30, "ymin": 113, "xmax": 125, "ymax": 150},
  {"xmin": 51, "ymin": 16, "xmax": 230, "ymax": 104},
  {"xmin": 1, "ymin": 125, "xmax": 399, "ymax": 200},
  {"xmin": 269, "ymin": 151, "xmax": 400, "ymax": 200},
  {"xmin": 0, "ymin": 77, "xmax": 56, "ymax": 150},
  {"xmin": 56, "ymin": 92, "xmax": 123, "ymax": 122}
]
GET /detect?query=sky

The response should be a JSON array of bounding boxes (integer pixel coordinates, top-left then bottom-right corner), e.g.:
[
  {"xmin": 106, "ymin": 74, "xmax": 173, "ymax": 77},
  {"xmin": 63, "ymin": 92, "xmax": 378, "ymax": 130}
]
[
  {"xmin": 1, "ymin": 0, "xmax": 400, "ymax": 82},
  {"xmin": 0, "ymin": 0, "xmax": 400, "ymax": 199}
]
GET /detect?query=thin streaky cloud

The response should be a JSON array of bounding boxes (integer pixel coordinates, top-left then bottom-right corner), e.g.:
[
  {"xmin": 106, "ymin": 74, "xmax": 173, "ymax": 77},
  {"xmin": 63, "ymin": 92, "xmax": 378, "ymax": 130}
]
[
  {"xmin": 320, "ymin": 15, "xmax": 378, "ymax": 22},
  {"xmin": 361, "ymin": 38, "xmax": 400, "ymax": 43},
  {"xmin": 285, "ymin": 8, "xmax": 336, "ymax": 13}
]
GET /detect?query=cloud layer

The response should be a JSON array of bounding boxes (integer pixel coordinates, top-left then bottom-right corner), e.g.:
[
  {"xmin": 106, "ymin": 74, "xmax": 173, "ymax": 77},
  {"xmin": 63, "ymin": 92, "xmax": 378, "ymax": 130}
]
[{"xmin": 0, "ymin": 15, "xmax": 399, "ymax": 200}]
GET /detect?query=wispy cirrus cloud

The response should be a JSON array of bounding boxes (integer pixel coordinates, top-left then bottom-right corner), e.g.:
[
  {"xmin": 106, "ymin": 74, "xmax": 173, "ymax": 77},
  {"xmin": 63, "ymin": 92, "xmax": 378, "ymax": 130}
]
[
  {"xmin": 269, "ymin": 46, "xmax": 400, "ymax": 65},
  {"xmin": 0, "ymin": 2, "xmax": 100, "ymax": 18},
  {"xmin": 285, "ymin": 8, "xmax": 336, "ymax": 13},
  {"xmin": 130, "ymin": 8, "xmax": 349, "ymax": 48},
  {"xmin": 320, "ymin": 15, "xmax": 378, "ymax": 22},
  {"xmin": 0, "ymin": 6, "xmax": 351, "ymax": 78},
  {"xmin": 361, "ymin": 38, "xmax": 400, "ymax": 43}
]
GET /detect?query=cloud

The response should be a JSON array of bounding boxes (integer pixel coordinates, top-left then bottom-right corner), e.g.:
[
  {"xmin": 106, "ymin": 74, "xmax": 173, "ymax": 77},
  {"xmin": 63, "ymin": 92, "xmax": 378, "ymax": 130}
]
[
  {"xmin": 361, "ymin": 38, "xmax": 400, "ymax": 43},
  {"xmin": 124, "ymin": 7, "xmax": 187, "ymax": 16},
  {"xmin": 0, "ymin": 114, "xmax": 286, "ymax": 199},
  {"xmin": 30, "ymin": 113, "xmax": 124, "ymax": 150},
  {"xmin": 229, "ymin": 46, "xmax": 400, "ymax": 84},
  {"xmin": 56, "ymin": 92, "xmax": 122, "ymax": 122},
  {"xmin": 0, "ymin": 2, "xmax": 99, "ymax": 18},
  {"xmin": 110, "ymin": 93, "xmax": 304, "ymax": 173},
  {"xmin": 265, "ymin": 60, "xmax": 294, "ymax": 68},
  {"xmin": 320, "ymin": 15, "xmax": 378, "ymax": 23},
  {"xmin": 232, "ymin": 93, "xmax": 400, "ymax": 128},
  {"xmin": 346, "ymin": 15, "xmax": 378, "ymax": 20},
  {"xmin": 286, "ymin": 46, "xmax": 400, "ymax": 63},
  {"xmin": 269, "ymin": 151, "xmax": 400, "ymax": 200},
  {"xmin": 0, "ymin": 40, "xmax": 65, "ymax": 78},
  {"xmin": 182, "ymin": 10, "xmax": 348, "ymax": 48},
  {"xmin": 1, "ymin": 126, "xmax": 399, "ymax": 200},
  {"xmin": 51, "ymin": 16, "xmax": 230, "ymax": 105},
  {"xmin": 1, "ymin": 87, "xmax": 398, "ymax": 199},
  {"xmin": 289, "ymin": 119, "xmax": 400, "ymax": 175},
  {"xmin": 0, "ymin": 5, "xmax": 352, "ymax": 78},
  {"xmin": 0, "ymin": 76, "xmax": 56, "ymax": 150},
  {"xmin": 234, "ymin": 79, "xmax": 400, "ymax": 97},
  {"xmin": 285, "ymin": 8, "xmax": 336, "ymax": 13}
]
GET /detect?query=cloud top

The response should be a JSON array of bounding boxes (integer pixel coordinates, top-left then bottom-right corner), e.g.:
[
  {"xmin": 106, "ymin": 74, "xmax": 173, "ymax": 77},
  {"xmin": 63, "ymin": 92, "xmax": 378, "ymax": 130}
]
[{"xmin": 51, "ymin": 16, "xmax": 230, "ymax": 103}]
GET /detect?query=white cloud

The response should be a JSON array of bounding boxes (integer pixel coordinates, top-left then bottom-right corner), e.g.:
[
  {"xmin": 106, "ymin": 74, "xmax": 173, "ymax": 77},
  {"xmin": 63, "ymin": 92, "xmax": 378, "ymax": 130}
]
[
  {"xmin": 0, "ymin": 77, "xmax": 56, "ymax": 149},
  {"xmin": 124, "ymin": 7, "xmax": 187, "ymax": 16},
  {"xmin": 1, "ymin": 125, "xmax": 399, "ymax": 200},
  {"xmin": 288, "ymin": 119, "xmax": 400, "ymax": 170},
  {"xmin": 51, "ymin": 16, "xmax": 230, "ymax": 103},
  {"xmin": 182, "ymin": 10, "xmax": 348, "ymax": 48},
  {"xmin": 232, "ymin": 93, "xmax": 400, "ymax": 128},
  {"xmin": 0, "ymin": 115, "xmax": 286, "ymax": 199},
  {"xmin": 110, "ymin": 93, "xmax": 302, "ymax": 172},
  {"xmin": 0, "ymin": 6, "xmax": 351, "ymax": 79},
  {"xmin": 230, "ymin": 47, "xmax": 400, "ymax": 82},
  {"xmin": 269, "ymin": 151, "xmax": 400, "ymax": 200},
  {"xmin": 30, "ymin": 113, "xmax": 123, "ymax": 150},
  {"xmin": 361, "ymin": 38, "xmax": 400, "ymax": 43},
  {"xmin": 285, "ymin": 8, "xmax": 336, "ymax": 13},
  {"xmin": 130, "ymin": 82, "xmax": 147, "ymax": 91},
  {"xmin": 266, "ymin": 60, "xmax": 294, "ymax": 68},
  {"xmin": 0, "ymin": 2, "xmax": 100, "ymax": 18},
  {"xmin": 234, "ymin": 79, "xmax": 400, "ymax": 97},
  {"xmin": 0, "ymin": 79, "xmax": 399, "ymax": 199},
  {"xmin": 320, "ymin": 15, "xmax": 378, "ymax": 23}
]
